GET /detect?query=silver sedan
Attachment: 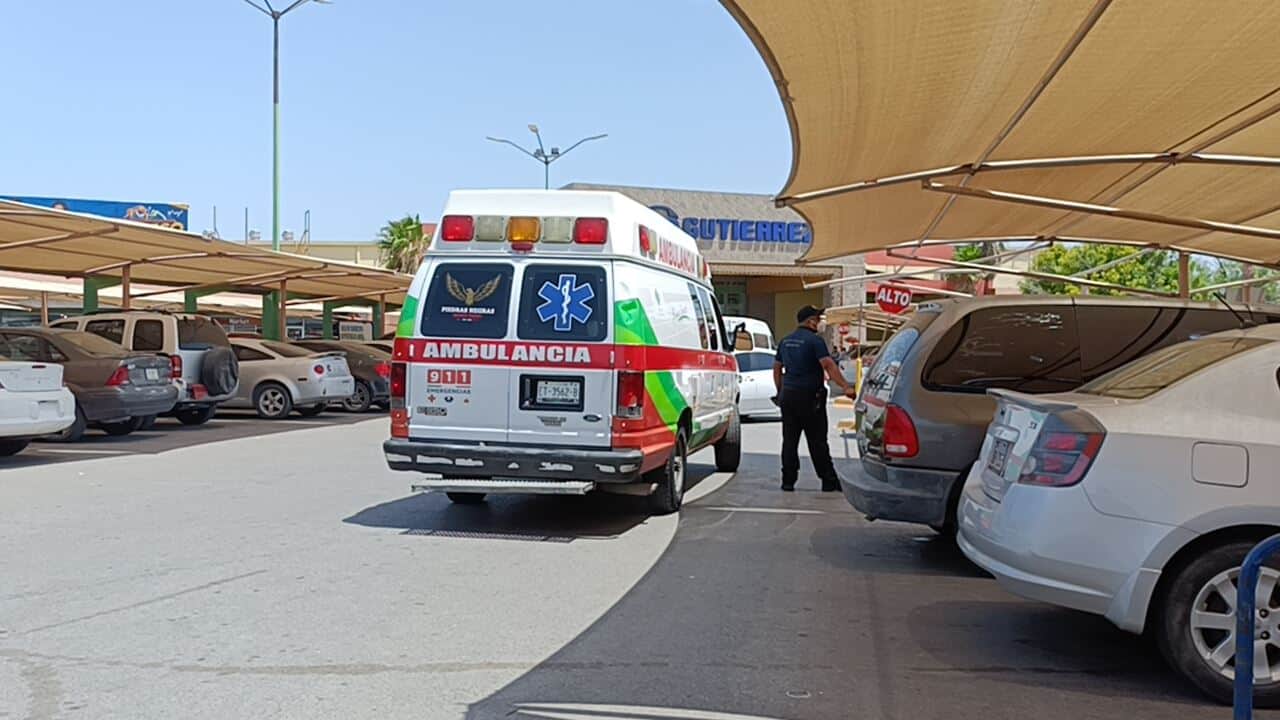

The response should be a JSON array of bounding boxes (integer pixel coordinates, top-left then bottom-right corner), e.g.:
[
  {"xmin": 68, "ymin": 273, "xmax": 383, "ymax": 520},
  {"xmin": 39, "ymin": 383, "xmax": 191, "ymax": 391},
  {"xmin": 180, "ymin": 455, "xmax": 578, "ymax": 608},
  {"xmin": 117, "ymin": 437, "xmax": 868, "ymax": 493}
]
[{"xmin": 225, "ymin": 338, "xmax": 355, "ymax": 419}]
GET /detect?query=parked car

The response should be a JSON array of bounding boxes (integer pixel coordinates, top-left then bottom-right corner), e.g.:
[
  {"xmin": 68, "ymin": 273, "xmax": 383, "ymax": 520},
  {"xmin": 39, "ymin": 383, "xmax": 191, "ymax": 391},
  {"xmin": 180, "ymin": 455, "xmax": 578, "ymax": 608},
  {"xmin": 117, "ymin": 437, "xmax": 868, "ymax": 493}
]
[
  {"xmin": 845, "ymin": 296, "xmax": 1279, "ymax": 533},
  {"xmin": 225, "ymin": 338, "xmax": 355, "ymax": 419},
  {"xmin": 0, "ymin": 356, "xmax": 75, "ymax": 456},
  {"xmin": 958, "ymin": 325, "xmax": 1280, "ymax": 705},
  {"xmin": 735, "ymin": 349, "xmax": 780, "ymax": 419},
  {"xmin": 51, "ymin": 311, "xmax": 239, "ymax": 426},
  {"xmin": 363, "ymin": 340, "xmax": 395, "ymax": 355},
  {"xmin": 0, "ymin": 328, "xmax": 177, "ymax": 440},
  {"xmin": 291, "ymin": 340, "xmax": 390, "ymax": 412}
]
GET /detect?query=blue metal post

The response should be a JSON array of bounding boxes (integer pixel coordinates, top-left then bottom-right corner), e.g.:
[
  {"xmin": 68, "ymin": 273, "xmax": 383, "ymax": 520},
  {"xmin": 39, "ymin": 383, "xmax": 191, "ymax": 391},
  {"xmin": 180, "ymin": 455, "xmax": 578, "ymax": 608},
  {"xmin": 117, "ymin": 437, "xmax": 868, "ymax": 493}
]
[{"xmin": 1234, "ymin": 533, "xmax": 1280, "ymax": 719}]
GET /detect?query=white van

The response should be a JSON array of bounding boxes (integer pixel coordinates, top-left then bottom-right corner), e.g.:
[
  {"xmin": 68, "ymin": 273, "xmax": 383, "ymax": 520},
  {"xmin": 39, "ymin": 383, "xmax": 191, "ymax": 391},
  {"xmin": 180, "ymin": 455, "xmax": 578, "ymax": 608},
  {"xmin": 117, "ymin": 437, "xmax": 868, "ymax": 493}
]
[
  {"xmin": 723, "ymin": 315, "xmax": 774, "ymax": 352},
  {"xmin": 383, "ymin": 190, "xmax": 741, "ymax": 513}
]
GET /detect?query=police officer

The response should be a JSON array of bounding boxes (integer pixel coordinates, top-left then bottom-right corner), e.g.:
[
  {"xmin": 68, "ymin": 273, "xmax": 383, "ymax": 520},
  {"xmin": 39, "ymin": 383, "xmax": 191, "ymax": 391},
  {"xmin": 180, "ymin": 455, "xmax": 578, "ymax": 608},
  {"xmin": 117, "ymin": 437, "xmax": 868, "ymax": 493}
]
[{"xmin": 772, "ymin": 305, "xmax": 856, "ymax": 492}]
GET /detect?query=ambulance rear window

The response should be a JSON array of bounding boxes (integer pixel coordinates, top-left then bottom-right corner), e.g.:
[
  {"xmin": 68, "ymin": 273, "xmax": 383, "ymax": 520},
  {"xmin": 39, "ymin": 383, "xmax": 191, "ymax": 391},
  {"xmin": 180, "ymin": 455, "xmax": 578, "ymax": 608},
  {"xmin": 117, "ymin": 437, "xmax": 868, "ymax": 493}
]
[
  {"xmin": 517, "ymin": 265, "xmax": 608, "ymax": 342},
  {"xmin": 420, "ymin": 264, "xmax": 514, "ymax": 339}
]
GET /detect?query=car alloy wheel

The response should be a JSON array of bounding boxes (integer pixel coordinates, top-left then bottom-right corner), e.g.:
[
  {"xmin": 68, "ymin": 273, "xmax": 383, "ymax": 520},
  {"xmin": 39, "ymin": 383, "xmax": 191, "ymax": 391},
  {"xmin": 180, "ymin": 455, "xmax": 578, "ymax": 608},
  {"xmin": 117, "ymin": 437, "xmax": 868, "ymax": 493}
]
[
  {"xmin": 1190, "ymin": 566, "xmax": 1280, "ymax": 683},
  {"xmin": 258, "ymin": 387, "xmax": 289, "ymax": 418}
]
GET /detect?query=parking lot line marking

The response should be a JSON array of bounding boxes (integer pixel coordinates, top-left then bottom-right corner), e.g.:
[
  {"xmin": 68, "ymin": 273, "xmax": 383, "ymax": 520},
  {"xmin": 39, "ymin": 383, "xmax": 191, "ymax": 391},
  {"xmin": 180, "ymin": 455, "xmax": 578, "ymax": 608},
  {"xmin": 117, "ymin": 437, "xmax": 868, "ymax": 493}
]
[
  {"xmin": 32, "ymin": 448, "xmax": 134, "ymax": 455},
  {"xmin": 682, "ymin": 472, "xmax": 734, "ymax": 505},
  {"xmin": 698, "ymin": 505, "xmax": 826, "ymax": 515}
]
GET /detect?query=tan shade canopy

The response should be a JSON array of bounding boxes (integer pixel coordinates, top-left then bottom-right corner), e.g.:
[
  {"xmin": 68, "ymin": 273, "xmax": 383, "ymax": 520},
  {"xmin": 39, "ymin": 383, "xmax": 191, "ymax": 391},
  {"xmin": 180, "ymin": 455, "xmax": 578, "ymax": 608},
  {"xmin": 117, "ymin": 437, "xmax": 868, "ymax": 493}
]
[
  {"xmin": 722, "ymin": 0, "xmax": 1280, "ymax": 266},
  {"xmin": 0, "ymin": 200, "xmax": 411, "ymax": 304}
]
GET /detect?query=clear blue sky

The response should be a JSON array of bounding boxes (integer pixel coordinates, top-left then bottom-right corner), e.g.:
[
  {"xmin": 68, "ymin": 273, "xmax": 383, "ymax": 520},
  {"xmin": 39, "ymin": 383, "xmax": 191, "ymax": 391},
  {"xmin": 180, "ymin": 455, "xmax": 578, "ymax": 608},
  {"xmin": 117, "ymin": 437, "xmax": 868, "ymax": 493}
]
[{"xmin": 0, "ymin": 1, "xmax": 791, "ymax": 241}]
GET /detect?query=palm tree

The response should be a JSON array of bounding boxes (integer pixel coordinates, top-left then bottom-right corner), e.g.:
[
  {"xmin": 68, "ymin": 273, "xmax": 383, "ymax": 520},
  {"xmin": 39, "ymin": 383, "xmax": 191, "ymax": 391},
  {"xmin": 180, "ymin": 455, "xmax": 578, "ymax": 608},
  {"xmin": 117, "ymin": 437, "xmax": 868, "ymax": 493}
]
[{"xmin": 377, "ymin": 214, "xmax": 426, "ymax": 273}]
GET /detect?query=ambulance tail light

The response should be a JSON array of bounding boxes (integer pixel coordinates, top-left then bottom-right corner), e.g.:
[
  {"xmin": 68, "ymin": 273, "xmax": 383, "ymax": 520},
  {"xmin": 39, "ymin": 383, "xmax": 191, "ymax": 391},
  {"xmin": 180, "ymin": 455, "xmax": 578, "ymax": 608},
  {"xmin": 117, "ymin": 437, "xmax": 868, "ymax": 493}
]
[
  {"xmin": 616, "ymin": 370, "xmax": 645, "ymax": 419},
  {"xmin": 389, "ymin": 362, "xmax": 408, "ymax": 439},
  {"xmin": 574, "ymin": 218, "xmax": 608, "ymax": 244},
  {"xmin": 440, "ymin": 215, "xmax": 474, "ymax": 242}
]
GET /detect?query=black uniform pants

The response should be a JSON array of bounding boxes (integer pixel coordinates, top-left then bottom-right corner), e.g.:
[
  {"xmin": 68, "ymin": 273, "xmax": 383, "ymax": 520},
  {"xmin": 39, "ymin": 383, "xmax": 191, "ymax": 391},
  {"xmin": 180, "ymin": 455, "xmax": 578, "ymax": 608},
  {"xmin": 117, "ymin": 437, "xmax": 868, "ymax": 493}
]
[{"xmin": 780, "ymin": 386, "xmax": 839, "ymax": 489}]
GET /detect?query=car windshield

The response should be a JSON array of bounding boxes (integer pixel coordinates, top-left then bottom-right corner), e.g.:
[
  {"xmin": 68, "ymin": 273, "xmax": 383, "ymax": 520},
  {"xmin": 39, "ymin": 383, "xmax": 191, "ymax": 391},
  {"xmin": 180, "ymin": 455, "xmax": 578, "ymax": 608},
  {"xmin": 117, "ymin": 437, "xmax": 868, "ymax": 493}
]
[
  {"xmin": 59, "ymin": 331, "xmax": 128, "ymax": 357},
  {"xmin": 1078, "ymin": 336, "xmax": 1272, "ymax": 399},
  {"xmin": 178, "ymin": 316, "xmax": 230, "ymax": 349},
  {"xmin": 262, "ymin": 341, "xmax": 312, "ymax": 358}
]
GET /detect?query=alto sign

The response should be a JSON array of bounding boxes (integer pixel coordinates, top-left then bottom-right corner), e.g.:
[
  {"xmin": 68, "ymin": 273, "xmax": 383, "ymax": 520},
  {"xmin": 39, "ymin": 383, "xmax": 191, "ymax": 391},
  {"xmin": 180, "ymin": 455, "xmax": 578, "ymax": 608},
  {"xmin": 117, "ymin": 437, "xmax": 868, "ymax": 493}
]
[{"xmin": 875, "ymin": 285, "xmax": 913, "ymax": 315}]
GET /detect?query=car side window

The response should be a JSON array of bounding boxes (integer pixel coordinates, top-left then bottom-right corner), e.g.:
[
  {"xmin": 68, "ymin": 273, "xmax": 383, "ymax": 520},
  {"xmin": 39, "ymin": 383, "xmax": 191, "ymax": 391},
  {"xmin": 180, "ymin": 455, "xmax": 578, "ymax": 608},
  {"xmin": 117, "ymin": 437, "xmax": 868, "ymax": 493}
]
[
  {"xmin": 85, "ymin": 319, "xmax": 126, "ymax": 345},
  {"xmin": 233, "ymin": 346, "xmax": 271, "ymax": 362},
  {"xmin": 132, "ymin": 319, "xmax": 165, "ymax": 352},
  {"xmin": 1078, "ymin": 306, "xmax": 1246, "ymax": 381},
  {"xmin": 49, "ymin": 320, "xmax": 78, "ymax": 331}
]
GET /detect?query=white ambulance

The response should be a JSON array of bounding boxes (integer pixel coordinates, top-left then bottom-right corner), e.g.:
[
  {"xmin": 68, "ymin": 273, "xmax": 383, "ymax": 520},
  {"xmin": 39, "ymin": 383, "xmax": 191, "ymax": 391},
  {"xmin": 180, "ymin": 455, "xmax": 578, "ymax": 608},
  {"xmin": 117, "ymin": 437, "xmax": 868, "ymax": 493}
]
[{"xmin": 383, "ymin": 190, "xmax": 740, "ymax": 513}]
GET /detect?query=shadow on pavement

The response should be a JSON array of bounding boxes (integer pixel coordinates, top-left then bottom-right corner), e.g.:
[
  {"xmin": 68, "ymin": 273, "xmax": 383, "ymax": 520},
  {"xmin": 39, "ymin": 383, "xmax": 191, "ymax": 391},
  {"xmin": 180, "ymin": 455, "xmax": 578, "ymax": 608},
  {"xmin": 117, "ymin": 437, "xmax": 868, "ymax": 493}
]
[
  {"xmin": 809, "ymin": 524, "xmax": 989, "ymax": 579},
  {"xmin": 344, "ymin": 462, "xmax": 720, "ymax": 543},
  {"xmin": 907, "ymin": 599, "xmax": 1206, "ymax": 705}
]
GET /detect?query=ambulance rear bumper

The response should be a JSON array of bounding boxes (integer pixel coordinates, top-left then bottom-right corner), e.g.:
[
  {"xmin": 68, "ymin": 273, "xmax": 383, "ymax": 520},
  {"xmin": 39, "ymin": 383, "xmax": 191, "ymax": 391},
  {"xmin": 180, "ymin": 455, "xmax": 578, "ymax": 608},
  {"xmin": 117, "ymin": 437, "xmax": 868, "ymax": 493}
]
[{"xmin": 383, "ymin": 439, "xmax": 647, "ymax": 484}]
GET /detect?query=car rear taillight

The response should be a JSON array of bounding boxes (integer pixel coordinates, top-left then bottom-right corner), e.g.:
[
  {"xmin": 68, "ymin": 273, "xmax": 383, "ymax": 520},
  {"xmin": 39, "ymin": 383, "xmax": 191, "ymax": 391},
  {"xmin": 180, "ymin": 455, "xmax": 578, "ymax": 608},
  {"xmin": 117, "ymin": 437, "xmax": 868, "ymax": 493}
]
[
  {"xmin": 1018, "ymin": 431, "xmax": 1104, "ymax": 487},
  {"xmin": 375, "ymin": 362, "xmax": 392, "ymax": 379},
  {"xmin": 574, "ymin": 217, "xmax": 608, "ymax": 244},
  {"xmin": 313, "ymin": 364, "xmax": 325, "ymax": 376},
  {"xmin": 169, "ymin": 354, "xmax": 182, "ymax": 379},
  {"xmin": 106, "ymin": 365, "xmax": 130, "ymax": 387},
  {"xmin": 441, "ymin": 215, "xmax": 474, "ymax": 242},
  {"xmin": 883, "ymin": 404, "xmax": 919, "ymax": 458},
  {"xmin": 616, "ymin": 370, "xmax": 645, "ymax": 419}
]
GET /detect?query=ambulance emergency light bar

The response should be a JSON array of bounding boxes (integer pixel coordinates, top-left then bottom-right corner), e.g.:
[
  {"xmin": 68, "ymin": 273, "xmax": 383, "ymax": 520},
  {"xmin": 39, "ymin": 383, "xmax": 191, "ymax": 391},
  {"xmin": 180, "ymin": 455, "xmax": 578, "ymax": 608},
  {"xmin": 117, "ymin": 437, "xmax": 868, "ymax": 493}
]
[{"xmin": 440, "ymin": 214, "xmax": 608, "ymax": 247}]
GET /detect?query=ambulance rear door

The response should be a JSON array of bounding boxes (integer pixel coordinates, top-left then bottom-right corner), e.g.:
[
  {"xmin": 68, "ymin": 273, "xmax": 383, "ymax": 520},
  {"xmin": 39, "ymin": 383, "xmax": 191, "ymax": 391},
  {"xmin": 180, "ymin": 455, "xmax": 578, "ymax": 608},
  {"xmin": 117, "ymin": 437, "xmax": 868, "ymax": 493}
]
[
  {"xmin": 408, "ymin": 260, "xmax": 515, "ymax": 444},
  {"xmin": 506, "ymin": 261, "xmax": 613, "ymax": 448}
]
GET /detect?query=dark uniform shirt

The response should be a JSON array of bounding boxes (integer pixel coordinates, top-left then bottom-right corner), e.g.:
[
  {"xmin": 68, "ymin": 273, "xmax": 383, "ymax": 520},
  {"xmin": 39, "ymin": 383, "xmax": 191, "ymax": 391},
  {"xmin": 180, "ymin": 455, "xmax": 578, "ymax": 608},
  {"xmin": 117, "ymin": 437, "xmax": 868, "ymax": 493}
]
[{"xmin": 776, "ymin": 326, "xmax": 830, "ymax": 392}]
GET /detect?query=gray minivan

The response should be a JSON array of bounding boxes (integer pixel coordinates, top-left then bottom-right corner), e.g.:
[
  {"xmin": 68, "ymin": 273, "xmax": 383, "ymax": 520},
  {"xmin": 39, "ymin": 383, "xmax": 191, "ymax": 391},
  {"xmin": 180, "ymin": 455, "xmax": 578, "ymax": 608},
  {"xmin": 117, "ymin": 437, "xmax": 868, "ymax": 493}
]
[{"xmin": 845, "ymin": 296, "xmax": 1278, "ymax": 533}]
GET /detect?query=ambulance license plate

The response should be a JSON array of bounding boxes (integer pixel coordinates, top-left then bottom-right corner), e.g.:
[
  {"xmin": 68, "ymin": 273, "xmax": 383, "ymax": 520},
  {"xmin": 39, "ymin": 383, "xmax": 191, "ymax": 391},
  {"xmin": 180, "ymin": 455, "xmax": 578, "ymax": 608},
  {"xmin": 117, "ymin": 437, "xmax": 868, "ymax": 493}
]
[{"xmin": 535, "ymin": 379, "xmax": 581, "ymax": 406}]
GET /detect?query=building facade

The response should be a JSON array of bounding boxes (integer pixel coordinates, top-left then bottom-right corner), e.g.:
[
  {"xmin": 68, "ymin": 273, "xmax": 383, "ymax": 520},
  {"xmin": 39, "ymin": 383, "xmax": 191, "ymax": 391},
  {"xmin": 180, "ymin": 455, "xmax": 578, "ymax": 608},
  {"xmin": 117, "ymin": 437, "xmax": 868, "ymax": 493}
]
[{"xmin": 564, "ymin": 183, "xmax": 865, "ymax": 338}]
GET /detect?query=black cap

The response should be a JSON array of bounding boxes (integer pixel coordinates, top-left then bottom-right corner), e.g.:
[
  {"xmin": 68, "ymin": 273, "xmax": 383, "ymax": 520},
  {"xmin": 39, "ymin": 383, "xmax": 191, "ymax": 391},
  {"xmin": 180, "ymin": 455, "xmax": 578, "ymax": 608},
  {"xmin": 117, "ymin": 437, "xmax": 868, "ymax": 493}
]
[{"xmin": 796, "ymin": 305, "xmax": 824, "ymax": 324}]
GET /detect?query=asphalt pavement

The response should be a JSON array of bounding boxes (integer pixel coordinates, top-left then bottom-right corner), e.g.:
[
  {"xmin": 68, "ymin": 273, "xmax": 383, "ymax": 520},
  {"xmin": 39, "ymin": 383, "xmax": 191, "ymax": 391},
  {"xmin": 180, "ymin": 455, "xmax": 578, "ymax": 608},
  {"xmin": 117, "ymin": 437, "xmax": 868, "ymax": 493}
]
[{"xmin": 0, "ymin": 412, "xmax": 1256, "ymax": 720}]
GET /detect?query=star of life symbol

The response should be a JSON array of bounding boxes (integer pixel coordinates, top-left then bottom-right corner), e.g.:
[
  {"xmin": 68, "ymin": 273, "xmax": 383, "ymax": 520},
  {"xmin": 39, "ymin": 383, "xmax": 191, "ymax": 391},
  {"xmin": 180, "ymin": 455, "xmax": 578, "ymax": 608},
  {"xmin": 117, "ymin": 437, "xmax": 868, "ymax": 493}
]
[{"xmin": 536, "ymin": 274, "xmax": 594, "ymax": 332}]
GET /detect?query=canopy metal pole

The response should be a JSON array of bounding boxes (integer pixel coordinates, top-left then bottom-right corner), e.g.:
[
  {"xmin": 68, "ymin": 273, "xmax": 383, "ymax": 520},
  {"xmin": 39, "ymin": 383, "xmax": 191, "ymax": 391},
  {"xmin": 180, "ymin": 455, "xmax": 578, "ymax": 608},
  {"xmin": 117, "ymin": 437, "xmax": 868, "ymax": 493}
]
[
  {"xmin": 39, "ymin": 291, "xmax": 48, "ymax": 326},
  {"xmin": 1193, "ymin": 273, "xmax": 1279, "ymax": 294},
  {"xmin": 1178, "ymin": 253, "xmax": 1191, "ymax": 298},
  {"xmin": 121, "ymin": 265, "xmax": 132, "ymax": 310},
  {"xmin": 278, "ymin": 280, "xmax": 288, "ymax": 340}
]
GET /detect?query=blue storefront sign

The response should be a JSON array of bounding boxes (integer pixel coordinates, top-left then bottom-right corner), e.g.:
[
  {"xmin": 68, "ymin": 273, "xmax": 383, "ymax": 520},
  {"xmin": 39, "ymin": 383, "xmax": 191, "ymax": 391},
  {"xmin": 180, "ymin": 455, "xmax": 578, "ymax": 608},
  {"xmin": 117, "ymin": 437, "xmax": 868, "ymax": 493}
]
[
  {"xmin": 1, "ymin": 195, "xmax": 189, "ymax": 230},
  {"xmin": 649, "ymin": 204, "xmax": 810, "ymax": 244}
]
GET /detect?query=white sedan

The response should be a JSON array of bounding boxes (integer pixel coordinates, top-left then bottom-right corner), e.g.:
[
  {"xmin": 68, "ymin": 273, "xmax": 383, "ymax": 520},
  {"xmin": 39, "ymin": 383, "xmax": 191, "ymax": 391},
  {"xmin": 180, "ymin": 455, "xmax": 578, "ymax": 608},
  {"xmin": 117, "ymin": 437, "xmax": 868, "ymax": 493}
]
[
  {"xmin": 735, "ymin": 350, "xmax": 780, "ymax": 419},
  {"xmin": 958, "ymin": 324, "xmax": 1280, "ymax": 706},
  {"xmin": 0, "ymin": 359, "xmax": 76, "ymax": 456}
]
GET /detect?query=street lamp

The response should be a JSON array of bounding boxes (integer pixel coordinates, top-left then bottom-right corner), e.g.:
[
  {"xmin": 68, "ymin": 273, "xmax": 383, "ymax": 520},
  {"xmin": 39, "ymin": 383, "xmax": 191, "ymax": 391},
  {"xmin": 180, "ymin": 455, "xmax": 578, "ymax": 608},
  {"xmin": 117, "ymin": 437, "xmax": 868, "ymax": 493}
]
[
  {"xmin": 486, "ymin": 126, "xmax": 607, "ymax": 189},
  {"xmin": 243, "ymin": 0, "xmax": 331, "ymax": 251}
]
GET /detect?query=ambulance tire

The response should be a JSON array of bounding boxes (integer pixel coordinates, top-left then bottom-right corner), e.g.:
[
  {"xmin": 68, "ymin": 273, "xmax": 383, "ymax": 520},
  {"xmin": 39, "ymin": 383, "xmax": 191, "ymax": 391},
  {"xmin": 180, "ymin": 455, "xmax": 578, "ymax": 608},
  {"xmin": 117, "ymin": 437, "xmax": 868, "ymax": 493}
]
[
  {"xmin": 446, "ymin": 492, "xmax": 486, "ymax": 505},
  {"xmin": 714, "ymin": 410, "xmax": 741, "ymax": 473},
  {"xmin": 649, "ymin": 429, "xmax": 688, "ymax": 515}
]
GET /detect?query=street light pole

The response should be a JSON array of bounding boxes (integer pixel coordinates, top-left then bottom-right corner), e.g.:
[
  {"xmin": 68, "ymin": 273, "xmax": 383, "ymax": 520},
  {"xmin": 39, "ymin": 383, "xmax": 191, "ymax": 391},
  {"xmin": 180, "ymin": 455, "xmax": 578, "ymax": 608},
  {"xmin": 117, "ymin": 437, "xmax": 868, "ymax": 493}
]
[
  {"xmin": 486, "ymin": 125, "xmax": 607, "ymax": 190},
  {"xmin": 244, "ymin": 0, "xmax": 330, "ymax": 251}
]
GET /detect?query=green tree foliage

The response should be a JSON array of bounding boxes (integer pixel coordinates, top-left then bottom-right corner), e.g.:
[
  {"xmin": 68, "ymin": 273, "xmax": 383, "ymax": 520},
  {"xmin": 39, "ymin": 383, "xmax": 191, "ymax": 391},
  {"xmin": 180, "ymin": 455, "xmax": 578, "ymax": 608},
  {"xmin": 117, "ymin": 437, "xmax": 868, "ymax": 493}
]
[
  {"xmin": 378, "ymin": 214, "xmax": 426, "ymax": 274},
  {"xmin": 1020, "ymin": 245, "xmax": 1207, "ymax": 296}
]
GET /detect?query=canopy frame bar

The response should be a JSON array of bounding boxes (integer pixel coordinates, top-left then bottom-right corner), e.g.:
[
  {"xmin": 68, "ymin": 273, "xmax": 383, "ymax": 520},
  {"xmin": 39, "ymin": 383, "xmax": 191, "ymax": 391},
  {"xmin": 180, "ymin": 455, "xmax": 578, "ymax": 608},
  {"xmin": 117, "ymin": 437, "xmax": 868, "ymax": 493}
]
[
  {"xmin": 804, "ymin": 240, "xmax": 1053, "ymax": 290},
  {"xmin": 777, "ymin": 152, "xmax": 1280, "ymax": 206},
  {"xmin": 1072, "ymin": 246, "xmax": 1160, "ymax": 277},
  {"xmin": 884, "ymin": 249, "xmax": 1179, "ymax": 297},
  {"xmin": 923, "ymin": 180, "xmax": 1280, "ymax": 241},
  {"xmin": 0, "ymin": 226, "xmax": 120, "ymax": 252},
  {"xmin": 285, "ymin": 287, "xmax": 405, "ymax": 306}
]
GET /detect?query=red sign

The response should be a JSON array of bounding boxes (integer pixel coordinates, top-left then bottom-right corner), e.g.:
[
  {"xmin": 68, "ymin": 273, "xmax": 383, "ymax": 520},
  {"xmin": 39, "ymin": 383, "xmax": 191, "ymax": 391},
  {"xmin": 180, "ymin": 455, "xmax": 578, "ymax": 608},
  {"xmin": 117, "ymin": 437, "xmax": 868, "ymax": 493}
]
[
  {"xmin": 837, "ymin": 323, "xmax": 850, "ymax": 336},
  {"xmin": 875, "ymin": 285, "xmax": 913, "ymax": 314}
]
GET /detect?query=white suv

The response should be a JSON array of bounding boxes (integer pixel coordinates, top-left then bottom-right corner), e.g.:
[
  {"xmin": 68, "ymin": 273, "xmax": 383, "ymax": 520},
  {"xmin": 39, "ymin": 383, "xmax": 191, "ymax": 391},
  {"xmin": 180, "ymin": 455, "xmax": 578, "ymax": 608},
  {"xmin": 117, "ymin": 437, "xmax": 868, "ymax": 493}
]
[{"xmin": 51, "ymin": 311, "xmax": 239, "ymax": 425}]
